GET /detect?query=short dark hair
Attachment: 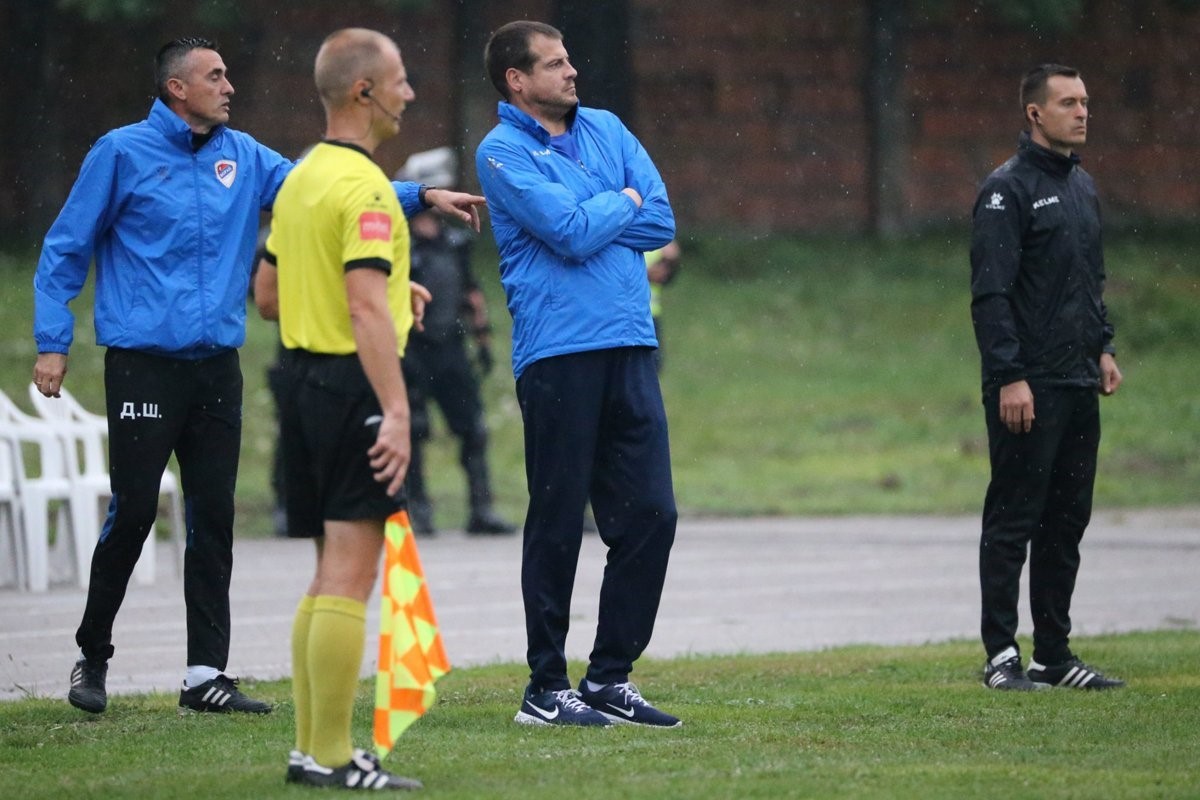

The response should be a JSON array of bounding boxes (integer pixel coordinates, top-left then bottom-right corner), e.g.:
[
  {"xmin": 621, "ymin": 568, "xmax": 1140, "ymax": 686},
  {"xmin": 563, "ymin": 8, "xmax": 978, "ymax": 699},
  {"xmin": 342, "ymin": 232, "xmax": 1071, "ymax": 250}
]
[
  {"xmin": 1020, "ymin": 63, "xmax": 1079, "ymax": 116},
  {"xmin": 484, "ymin": 21, "xmax": 562, "ymax": 100},
  {"xmin": 155, "ymin": 37, "xmax": 218, "ymax": 103}
]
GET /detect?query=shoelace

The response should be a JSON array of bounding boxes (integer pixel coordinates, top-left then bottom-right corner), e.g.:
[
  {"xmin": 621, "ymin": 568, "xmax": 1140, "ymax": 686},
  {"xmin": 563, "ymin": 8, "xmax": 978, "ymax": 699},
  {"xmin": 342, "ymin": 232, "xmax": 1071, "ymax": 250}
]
[
  {"xmin": 997, "ymin": 656, "xmax": 1022, "ymax": 672},
  {"xmin": 213, "ymin": 674, "xmax": 241, "ymax": 691},
  {"xmin": 612, "ymin": 682, "xmax": 649, "ymax": 706},
  {"xmin": 553, "ymin": 689, "xmax": 594, "ymax": 713}
]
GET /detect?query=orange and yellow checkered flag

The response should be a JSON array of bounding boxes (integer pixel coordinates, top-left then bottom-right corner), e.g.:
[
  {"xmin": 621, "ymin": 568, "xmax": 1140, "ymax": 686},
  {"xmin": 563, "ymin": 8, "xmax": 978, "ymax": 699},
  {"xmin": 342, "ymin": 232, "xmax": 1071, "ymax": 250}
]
[{"xmin": 373, "ymin": 510, "xmax": 450, "ymax": 758}]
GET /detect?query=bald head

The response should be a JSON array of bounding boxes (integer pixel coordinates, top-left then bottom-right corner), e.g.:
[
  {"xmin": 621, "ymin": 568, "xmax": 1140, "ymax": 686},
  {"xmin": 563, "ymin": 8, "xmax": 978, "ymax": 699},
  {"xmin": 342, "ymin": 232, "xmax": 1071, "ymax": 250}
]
[{"xmin": 314, "ymin": 28, "xmax": 399, "ymax": 109}]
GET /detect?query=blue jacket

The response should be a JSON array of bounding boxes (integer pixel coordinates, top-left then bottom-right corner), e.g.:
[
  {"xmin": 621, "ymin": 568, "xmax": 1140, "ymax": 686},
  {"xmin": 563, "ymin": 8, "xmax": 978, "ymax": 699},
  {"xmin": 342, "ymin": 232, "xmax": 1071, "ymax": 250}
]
[
  {"xmin": 33, "ymin": 100, "xmax": 428, "ymax": 359},
  {"xmin": 476, "ymin": 102, "xmax": 675, "ymax": 377}
]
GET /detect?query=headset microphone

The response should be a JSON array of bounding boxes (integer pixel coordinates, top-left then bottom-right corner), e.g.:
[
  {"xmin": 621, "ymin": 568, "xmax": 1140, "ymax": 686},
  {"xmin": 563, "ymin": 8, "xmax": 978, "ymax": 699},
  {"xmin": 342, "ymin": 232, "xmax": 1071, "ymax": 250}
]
[{"xmin": 362, "ymin": 86, "xmax": 402, "ymax": 125}]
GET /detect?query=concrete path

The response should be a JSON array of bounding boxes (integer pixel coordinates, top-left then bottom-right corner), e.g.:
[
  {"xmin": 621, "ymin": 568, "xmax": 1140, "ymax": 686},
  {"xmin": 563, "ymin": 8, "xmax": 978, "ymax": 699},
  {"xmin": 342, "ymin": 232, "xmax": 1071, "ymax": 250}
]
[{"xmin": 1, "ymin": 508, "xmax": 1197, "ymax": 702}]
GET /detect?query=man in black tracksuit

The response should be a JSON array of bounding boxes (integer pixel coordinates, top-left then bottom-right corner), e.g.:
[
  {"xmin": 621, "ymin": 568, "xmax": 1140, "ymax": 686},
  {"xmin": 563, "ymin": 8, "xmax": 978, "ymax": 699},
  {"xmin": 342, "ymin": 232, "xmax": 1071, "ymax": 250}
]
[
  {"xmin": 970, "ymin": 64, "xmax": 1125, "ymax": 691},
  {"xmin": 402, "ymin": 208, "xmax": 516, "ymax": 536}
]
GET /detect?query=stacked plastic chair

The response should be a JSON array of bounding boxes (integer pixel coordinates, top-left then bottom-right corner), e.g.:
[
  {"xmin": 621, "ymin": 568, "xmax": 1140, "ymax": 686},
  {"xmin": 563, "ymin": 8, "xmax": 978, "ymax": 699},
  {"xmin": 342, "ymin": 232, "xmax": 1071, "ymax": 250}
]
[
  {"xmin": 0, "ymin": 435, "xmax": 25, "ymax": 588},
  {"xmin": 0, "ymin": 388, "xmax": 77, "ymax": 591},
  {"xmin": 26, "ymin": 384, "xmax": 185, "ymax": 587}
]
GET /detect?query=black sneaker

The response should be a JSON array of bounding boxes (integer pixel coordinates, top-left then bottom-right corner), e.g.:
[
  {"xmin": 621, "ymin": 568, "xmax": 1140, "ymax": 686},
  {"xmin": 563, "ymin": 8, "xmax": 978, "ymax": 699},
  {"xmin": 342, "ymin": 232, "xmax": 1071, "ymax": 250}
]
[
  {"xmin": 286, "ymin": 750, "xmax": 309, "ymax": 784},
  {"xmin": 408, "ymin": 500, "xmax": 436, "ymax": 537},
  {"xmin": 983, "ymin": 647, "xmax": 1038, "ymax": 691},
  {"xmin": 514, "ymin": 686, "xmax": 611, "ymax": 727},
  {"xmin": 1028, "ymin": 657, "xmax": 1126, "ymax": 689},
  {"xmin": 577, "ymin": 680, "xmax": 682, "ymax": 727},
  {"xmin": 68, "ymin": 657, "xmax": 108, "ymax": 713},
  {"xmin": 465, "ymin": 508, "xmax": 517, "ymax": 535},
  {"xmin": 302, "ymin": 749, "xmax": 423, "ymax": 791},
  {"xmin": 178, "ymin": 674, "xmax": 273, "ymax": 714}
]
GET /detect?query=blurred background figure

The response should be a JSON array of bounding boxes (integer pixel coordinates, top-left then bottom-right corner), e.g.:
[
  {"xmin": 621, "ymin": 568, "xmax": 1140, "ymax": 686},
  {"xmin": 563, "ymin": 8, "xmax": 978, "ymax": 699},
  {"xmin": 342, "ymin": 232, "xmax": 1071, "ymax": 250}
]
[
  {"xmin": 644, "ymin": 239, "xmax": 681, "ymax": 372},
  {"xmin": 396, "ymin": 147, "xmax": 516, "ymax": 536}
]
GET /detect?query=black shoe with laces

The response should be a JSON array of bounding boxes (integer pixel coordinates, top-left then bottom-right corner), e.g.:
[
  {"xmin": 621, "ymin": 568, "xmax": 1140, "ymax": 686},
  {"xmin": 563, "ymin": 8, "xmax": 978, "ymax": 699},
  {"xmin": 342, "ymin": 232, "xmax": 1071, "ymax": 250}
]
[
  {"xmin": 301, "ymin": 749, "xmax": 423, "ymax": 791},
  {"xmin": 68, "ymin": 657, "xmax": 108, "ymax": 713},
  {"xmin": 465, "ymin": 508, "xmax": 517, "ymax": 535},
  {"xmin": 577, "ymin": 679, "xmax": 682, "ymax": 727},
  {"xmin": 1028, "ymin": 657, "xmax": 1126, "ymax": 689},
  {"xmin": 178, "ymin": 674, "xmax": 272, "ymax": 714},
  {"xmin": 286, "ymin": 750, "xmax": 308, "ymax": 784},
  {"xmin": 982, "ymin": 647, "xmax": 1038, "ymax": 691}
]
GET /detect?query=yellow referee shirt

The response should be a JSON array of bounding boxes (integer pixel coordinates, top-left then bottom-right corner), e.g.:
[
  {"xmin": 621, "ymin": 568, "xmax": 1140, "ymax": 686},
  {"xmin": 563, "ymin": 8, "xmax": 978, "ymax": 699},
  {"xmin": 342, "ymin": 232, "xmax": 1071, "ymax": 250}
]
[{"xmin": 268, "ymin": 140, "xmax": 412, "ymax": 355}]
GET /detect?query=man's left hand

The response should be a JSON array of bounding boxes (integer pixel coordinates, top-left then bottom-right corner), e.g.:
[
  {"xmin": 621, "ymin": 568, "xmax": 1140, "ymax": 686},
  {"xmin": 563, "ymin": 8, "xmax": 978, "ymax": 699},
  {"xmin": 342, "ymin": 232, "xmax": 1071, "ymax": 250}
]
[
  {"xmin": 1100, "ymin": 352, "xmax": 1123, "ymax": 396},
  {"xmin": 410, "ymin": 281, "xmax": 432, "ymax": 332}
]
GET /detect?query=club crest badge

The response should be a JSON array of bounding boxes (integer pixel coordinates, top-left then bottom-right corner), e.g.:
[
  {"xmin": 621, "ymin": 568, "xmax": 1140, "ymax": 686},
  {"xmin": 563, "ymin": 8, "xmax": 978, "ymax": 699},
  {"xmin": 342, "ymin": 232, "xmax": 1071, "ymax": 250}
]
[{"xmin": 215, "ymin": 160, "xmax": 237, "ymax": 188}]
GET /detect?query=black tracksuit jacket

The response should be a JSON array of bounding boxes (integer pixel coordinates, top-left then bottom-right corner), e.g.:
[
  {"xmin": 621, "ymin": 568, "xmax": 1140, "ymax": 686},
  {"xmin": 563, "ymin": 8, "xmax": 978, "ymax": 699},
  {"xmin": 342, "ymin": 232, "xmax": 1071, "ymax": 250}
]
[{"xmin": 970, "ymin": 131, "xmax": 1116, "ymax": 395}]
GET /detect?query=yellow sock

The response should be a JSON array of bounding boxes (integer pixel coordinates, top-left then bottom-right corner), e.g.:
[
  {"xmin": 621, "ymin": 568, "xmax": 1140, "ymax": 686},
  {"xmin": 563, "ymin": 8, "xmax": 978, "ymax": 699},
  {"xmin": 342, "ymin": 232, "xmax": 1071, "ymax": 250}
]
[
  {"xmin": 290, "ymin": 595, "xmax": 316, "ymax": 754},
  {"xmin": 308, "ymin": 595, "xmax": 367, "ymax": 768}
]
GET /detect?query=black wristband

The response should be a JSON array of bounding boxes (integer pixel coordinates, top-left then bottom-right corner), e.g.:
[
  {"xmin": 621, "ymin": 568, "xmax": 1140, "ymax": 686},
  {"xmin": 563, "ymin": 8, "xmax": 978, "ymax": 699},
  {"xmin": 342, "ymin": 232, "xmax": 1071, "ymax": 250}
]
[{"xmin": 418, "ymin": 184, "xmax": 436, "ymax": 208}]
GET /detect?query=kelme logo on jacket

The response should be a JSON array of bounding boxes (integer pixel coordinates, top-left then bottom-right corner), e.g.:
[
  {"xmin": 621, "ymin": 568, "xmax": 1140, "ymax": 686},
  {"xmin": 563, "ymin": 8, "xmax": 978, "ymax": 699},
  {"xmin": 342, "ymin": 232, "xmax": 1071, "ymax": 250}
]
[{"xmin": 215, "ymin": 160, "xmax": 237, "ymax": 188}]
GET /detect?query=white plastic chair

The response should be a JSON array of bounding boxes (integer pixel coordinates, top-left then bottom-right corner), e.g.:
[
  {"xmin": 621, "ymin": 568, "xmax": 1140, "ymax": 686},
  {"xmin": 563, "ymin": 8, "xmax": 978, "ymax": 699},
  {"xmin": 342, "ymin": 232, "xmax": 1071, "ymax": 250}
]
[
  {"xmin": 0, "ymin": 389, "xmax": 77, "ymax": 592},
  {"xmin": 27, "ymin": 383, "xmax": 186, "ymax": 586},
  {"xmin": 0, "ymin": 435, "xmax": 25, "ymax": 588}
]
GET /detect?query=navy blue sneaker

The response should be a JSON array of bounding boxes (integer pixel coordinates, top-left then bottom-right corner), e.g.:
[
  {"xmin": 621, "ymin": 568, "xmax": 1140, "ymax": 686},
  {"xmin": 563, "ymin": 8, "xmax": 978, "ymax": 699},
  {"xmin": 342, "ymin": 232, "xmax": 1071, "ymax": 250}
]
[
  {"xmin": 514, "ymin": 686, "xmax": 611, "ymax": 727},
  {"xmin": 577, "ymin": 680, "xmax": 682, "ymax": 728},
  {"xmin": 1028, "ymin": 657, "xmax": 1125, "ymax": 690}
]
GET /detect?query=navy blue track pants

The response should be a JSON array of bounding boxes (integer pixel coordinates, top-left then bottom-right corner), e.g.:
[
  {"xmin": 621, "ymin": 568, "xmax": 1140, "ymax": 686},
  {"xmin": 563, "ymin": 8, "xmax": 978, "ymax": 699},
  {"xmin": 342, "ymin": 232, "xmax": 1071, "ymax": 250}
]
[{"xmin": 516, "ymin": 347, "xmax": 677, "ymax": 690}]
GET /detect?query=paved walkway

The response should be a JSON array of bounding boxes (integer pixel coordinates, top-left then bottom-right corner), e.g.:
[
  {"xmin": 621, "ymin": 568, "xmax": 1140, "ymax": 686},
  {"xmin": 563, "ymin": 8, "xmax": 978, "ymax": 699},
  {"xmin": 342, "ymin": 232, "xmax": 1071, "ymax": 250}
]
[{"xmin": 1, "ymin": 508, "xmax": 1197, "ymax": 702}]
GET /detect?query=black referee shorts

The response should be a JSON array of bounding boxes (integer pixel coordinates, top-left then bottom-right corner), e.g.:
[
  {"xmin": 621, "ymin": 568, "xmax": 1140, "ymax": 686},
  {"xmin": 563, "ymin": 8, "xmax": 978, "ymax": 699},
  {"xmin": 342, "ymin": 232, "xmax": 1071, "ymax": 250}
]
[{"xmin": 276, "ymin": 349, "xmax": 404, "ymax": 537}]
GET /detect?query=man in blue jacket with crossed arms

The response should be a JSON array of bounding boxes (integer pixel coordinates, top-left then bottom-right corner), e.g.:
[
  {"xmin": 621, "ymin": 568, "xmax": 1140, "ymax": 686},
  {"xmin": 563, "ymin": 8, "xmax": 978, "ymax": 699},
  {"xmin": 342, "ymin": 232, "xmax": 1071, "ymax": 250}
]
[
  {"xmin": 32, "ymin": 36, "xmax": 482, "ymax": 717},
  {"xmin": 477, "ymin": 20, "xmax": 680, "ymax": 728}
]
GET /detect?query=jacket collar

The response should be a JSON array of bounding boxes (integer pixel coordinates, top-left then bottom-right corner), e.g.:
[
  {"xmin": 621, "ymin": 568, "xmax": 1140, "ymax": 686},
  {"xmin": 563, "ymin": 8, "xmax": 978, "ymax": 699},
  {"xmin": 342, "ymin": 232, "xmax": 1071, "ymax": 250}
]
[
  {"xmin": 497, "ymin": 101, "xmax": 579, "ymax": 144},
  {"xmin": 1017, "ymin": 130, "xmax": 1080, "ymax": 179},
  {"xmin": 147, "ymin": 98, "xmax": 224, "ymax": 150}
]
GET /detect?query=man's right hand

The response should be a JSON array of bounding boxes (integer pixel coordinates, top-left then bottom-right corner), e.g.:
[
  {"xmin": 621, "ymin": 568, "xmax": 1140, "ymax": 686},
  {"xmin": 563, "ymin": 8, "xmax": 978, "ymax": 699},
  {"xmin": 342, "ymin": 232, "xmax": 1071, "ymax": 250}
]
[
  {"xmin": 367, "ymin": 409, "xmax": 412, "ymax": 498},
  {"xmin": 33, "ymin": 352, "xmax": 68, "ymax": 398},
  {"xmin": 621, "ymin": 187, "xmax": 643, "ymax": 208},
  {"xmin": 998, "ymin": 379, "xmax": 1035, "ymax": 434}
]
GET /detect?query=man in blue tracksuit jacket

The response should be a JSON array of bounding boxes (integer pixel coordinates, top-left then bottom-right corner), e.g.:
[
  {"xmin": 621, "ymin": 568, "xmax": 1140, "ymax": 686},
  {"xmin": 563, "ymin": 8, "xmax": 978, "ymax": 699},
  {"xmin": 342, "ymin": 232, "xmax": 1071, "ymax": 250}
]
[
  {"xmin": 476, "ymin": 21, "xmax": 680, "ymax": 728},
  {"xmin": 33, "ymin": 37, "xmax": 482, "ymax": 717}
]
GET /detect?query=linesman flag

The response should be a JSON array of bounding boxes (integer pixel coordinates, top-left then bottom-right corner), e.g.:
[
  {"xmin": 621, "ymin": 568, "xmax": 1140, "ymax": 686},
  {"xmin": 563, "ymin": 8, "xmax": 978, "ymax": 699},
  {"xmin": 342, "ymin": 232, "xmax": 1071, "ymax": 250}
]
[{"xmin": 373, "ymin": 509, "xmax": 450, "ymax": 757}]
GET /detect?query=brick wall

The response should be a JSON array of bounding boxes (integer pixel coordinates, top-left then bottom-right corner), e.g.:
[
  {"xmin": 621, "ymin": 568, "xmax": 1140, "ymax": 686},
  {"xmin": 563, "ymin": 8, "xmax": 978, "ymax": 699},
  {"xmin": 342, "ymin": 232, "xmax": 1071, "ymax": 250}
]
[{"xmin": 4, "ymin": 0, "xmax": 1197, "ymax": 238}]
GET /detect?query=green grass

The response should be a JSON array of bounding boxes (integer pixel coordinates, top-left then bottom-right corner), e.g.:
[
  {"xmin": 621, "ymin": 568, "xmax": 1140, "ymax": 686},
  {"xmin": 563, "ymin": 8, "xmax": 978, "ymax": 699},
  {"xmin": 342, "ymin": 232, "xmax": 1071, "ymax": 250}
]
[
  {"xmin": 2, "ymin": 632, "xmax": 1198, "ymax": 798},
  {"xmin": 2, "ymin": 232, "xmax": 1199, "ymax": 530}
]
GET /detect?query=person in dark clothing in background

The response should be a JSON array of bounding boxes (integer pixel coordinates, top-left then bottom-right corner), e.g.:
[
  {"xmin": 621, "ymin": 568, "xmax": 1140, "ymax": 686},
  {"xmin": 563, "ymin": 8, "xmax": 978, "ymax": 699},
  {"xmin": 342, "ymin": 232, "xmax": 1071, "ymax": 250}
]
[
  {"xmin": 396, "ymin": 147, "xmax": 516, "ymax": 536},
  {"xmin": 970, "ymin": 63, "xmax": 1125, "ymax": 692}
]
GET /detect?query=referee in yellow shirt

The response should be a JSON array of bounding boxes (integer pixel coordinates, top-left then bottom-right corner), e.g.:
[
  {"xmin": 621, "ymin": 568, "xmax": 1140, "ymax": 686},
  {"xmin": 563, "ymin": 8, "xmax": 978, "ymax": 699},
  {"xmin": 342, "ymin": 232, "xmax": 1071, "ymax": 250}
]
[{"xmin": 254, "ymin": 28, "xmax": 482, "ymax": 791}]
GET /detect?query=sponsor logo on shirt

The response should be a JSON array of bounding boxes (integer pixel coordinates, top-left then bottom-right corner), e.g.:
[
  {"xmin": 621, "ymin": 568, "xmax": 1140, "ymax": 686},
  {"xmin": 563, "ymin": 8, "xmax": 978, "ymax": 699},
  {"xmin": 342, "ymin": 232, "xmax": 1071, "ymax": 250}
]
[
  {"xmin": 984, "ymin": 192, "xmax": 1006, "ymax": 211},
  {"xmin": 531, "ymin": 148, "xmax": 552, "ymax": 157},
  {"xmin": 486, "ymin": 156, "xmax": 504, "ymax": 171},
  {"xmin": 1032, "ymin": 195, "xmax": 1060, "ymax": 210},
  {"xmin": 359, "ymin": 211, "xmax": 392, "ymax": 242},
  {"xmin": 215, "ymin": 160, "xmax": 237, "ymax": 188}
]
